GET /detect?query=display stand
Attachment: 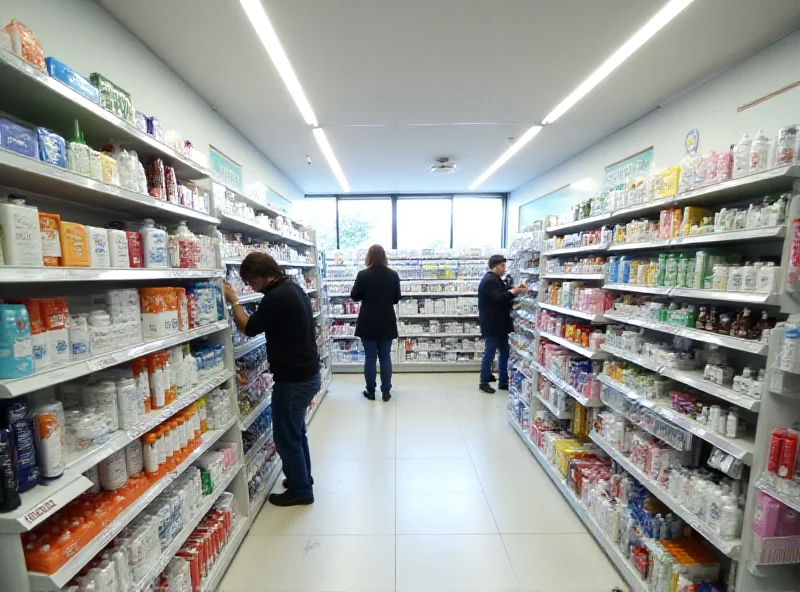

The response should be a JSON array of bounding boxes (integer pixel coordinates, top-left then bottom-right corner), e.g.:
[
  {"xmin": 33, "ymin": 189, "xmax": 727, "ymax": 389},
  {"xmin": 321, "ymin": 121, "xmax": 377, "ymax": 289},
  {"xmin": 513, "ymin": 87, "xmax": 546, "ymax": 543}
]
[{"xmin": 507, "ymin": 170, "xmax": 800, "ymax": 592}]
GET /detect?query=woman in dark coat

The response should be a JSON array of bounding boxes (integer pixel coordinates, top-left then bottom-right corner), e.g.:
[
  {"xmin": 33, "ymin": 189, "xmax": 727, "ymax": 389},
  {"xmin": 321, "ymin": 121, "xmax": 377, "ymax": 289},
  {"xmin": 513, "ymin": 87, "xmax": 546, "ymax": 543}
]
[{"xmin": 351, "ymin": 244, "xmax": 401, "ymax": 401}]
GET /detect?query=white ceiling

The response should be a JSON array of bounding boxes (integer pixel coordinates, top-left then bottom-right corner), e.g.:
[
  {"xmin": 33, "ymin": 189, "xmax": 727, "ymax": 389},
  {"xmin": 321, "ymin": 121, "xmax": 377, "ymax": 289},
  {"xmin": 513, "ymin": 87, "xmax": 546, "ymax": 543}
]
[{"xmin": 97, "ymin": 0, "xmax": 800, "ymax": 196}]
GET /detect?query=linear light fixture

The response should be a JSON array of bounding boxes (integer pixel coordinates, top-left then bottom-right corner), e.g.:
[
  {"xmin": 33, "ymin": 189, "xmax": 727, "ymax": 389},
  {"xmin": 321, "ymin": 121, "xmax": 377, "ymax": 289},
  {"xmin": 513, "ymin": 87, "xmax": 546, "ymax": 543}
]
[
  {"xmin": 240, "ymin": 0, "xmax": 318, "ymax": 126},
  {"xmin": 542, "ymin": 0, "xmax": 695, "ymax": 124},
  {"xmin": 469, "ymin": 126, "xmax": 542, "ymax": 190},
  {"xmin": 313, "ymin": 128, "xmax": 351, "ymax": 192}
]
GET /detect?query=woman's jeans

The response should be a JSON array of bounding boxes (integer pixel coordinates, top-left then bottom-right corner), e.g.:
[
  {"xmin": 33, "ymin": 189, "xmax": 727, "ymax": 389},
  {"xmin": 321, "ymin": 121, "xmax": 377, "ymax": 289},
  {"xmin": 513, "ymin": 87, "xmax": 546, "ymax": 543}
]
[
  {"xmin": 362, "ymin": 339, "xmax": 393, "ymax": 394},
  {"xmin": 272, "ymin": 372, "xmax": 321, "ymax": 497}
]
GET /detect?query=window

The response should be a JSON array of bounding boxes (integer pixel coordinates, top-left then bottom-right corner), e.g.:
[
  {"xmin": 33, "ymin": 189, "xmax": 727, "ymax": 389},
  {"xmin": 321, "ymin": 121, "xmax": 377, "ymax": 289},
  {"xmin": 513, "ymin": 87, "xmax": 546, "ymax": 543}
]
[
  {"xmin": 337, "ymin": 198, "xmax": 392, "ymax": 249},
  {"xmin": 294, "ymin": 197, "xmax": 337, "ymax": 251},
  {"xmin": 453, "ymin": 197, "xmax": 503, "ymax": 248},
  {"xmin": 396, "ymin": 198, "xmax": 451, "ymax": 249}
]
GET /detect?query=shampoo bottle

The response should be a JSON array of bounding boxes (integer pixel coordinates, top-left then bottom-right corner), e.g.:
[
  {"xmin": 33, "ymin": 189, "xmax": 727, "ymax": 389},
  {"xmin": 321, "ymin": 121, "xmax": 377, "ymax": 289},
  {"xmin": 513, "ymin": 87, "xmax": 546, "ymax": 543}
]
[{"xmin": 0, "ymin": 199, "xmax": 44, "ymax": 266}]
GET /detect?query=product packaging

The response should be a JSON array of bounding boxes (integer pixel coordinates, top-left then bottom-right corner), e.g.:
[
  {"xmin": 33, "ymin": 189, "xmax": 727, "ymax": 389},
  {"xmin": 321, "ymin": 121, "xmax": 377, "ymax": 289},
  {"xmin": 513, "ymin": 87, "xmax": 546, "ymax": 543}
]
[
  {"xmin": 38, "ymin": 212, "xmax": 61, "ymax": 266},
  {"xmin": 44, "ymin": 57, "xmax": 100, "ymax": 103},
  {"xmin": 36, "ymin": 128, "xmax": 67, "ymax": 168},
  {"xmin": 0, "ymin": 117, "xmax": 37, "ymax": 159},
  {"xmin": 0, "ymin": 200, "xmax": 44, "ymax": 266},
  {"xmin": 58, "ymin": 220, "xmax": 90, "ymax": 266},
  {"xmin": 90, "ymin": 72, "xmax": 134, "ymax": 123},
  {"xmin": 4, "ymin": 20, "xmax": 45, "ymax": 70}
]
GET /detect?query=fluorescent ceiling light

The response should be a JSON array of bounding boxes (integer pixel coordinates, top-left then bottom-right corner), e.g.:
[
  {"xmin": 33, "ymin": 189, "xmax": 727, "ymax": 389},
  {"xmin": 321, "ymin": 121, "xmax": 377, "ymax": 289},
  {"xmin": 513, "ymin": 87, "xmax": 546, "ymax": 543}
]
[
  {"xmin": 240, "ymin": 0, "xmax": 318, "ymax": 126},
  {"xmin": 542, "ymin": 0, "xmax": 695, "ymax": 124},
  {"xmin": 469, "ymin": 126, "xmax": 542, "ymax": 190},
  {"xmin": 313, "ymin": 128, "xmax": 351, "ymax": 192}
]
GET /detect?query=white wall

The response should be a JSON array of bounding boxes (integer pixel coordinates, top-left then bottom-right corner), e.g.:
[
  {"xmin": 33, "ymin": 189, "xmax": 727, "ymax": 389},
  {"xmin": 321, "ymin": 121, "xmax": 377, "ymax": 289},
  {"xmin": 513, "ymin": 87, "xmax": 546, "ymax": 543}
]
[
  {"xmin": 0, "ymin": 0, "xmax": 302, "ymax": 208},
  {"xmin": 509, "ymin": 28, "xmax": 800, "ymax": 233}
]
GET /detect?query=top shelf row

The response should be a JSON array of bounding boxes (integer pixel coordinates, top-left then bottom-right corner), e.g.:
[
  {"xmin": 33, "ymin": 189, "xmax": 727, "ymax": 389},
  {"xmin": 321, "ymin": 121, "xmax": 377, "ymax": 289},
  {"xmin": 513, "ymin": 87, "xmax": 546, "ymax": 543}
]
[{"xmin": 545, "ymin": 165, "xmax": 800, "ymax": 234}]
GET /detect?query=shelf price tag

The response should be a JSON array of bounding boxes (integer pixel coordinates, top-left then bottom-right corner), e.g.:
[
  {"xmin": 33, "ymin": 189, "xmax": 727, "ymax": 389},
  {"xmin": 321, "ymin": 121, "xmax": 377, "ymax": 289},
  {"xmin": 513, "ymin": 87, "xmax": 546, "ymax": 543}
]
[{"xmin": 87, "ymin": 353, "xmax": 122, "ymax": 372}]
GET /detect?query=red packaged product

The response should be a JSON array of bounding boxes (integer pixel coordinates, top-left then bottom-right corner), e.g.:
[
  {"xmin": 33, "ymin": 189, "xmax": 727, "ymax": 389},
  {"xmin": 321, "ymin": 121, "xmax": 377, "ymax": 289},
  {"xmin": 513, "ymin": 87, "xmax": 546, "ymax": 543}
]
[
  {"xmin": 125, "ymin": 231, "xmax": 144, "ymax": 267},
  {"xmin": 177, "ymin": 544, "xmax": 202, "ymax": 590},
  {"xmin": 164, "ymin": 165, "xmax": 179, "ymax": 204},
  {"xmin": 147, "ymin": 157, "xmax": 166, "ymax": 200},
  {"xmin": 768, "ymin": 429, "xmax": 786, "ymax": 475},
  {"xmin": 779, "ymin": 430, "xmax": 799, "ymax": 479}
]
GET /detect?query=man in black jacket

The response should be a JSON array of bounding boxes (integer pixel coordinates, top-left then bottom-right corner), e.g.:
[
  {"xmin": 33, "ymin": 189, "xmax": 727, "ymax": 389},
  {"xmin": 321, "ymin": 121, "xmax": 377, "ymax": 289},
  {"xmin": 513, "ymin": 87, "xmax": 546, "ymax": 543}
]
[
  {"xmin": 477, "ymin": 255, "xmax": 526, "ymax": 393},
  {"xmin": 224, "ymin": 253, "xmax": 320, "ymax": 507}
]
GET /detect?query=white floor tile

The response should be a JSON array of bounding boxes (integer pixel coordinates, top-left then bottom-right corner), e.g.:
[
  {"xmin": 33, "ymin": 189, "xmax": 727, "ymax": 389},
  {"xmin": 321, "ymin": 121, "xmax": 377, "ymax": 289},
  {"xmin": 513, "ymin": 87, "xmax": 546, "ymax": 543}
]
[
  {"xmin": 219, "ymin": 535, "xmax": 395, "ymax": 592},
  {"xmin": 483, "ymin": 486, "xmax": 587, "ymax": 534},
  {"xmin": 396, "ymin": 534, "xmax": 520, "ymax": 591},
  {"xmin": 250, "ymin": 492, "xmax": 395, "ymax": 535},
  {"xmin": 503, "ymin": 534, "xmax": 626, "ymax": 592},
  {"xmin": 309, "ymin": 458, "xmax": 396, "ymax": 493},
  {"xmin": 397, "ymin": 492, "xmax": 498, "ymax": 534},
  {"xmin": 396, "ymin": 458, "xmax": 483, "ymax": 492}
]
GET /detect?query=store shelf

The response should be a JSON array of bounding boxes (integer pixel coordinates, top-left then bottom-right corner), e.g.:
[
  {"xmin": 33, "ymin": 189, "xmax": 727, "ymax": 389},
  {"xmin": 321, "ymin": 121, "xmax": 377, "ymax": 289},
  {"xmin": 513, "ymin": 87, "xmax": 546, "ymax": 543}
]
[
  {"xmin": 0, "ymin": 320, "xmax": 228, "ymax": 398},
  {"xmin": 224, "ymin": 258, "xmax": 315, "ymax": 268},
  {"xmin": 333, "ymin": 362, "xmax": 480, "ymax": 373},
  {"xmin": 673, "ymin": 164, "xmax": 800, "ymax": 208},
  {"xmin": 606, "ymin": 239, "xmax": 671, "ymax": 252},
  {"xmin": 755, "ymin": 477, "xmax": 800, "ymax": 514},
  {"xmin": 133, "ymin": 462, "xmax": 244, "ymax": 592},
  {"xmin": 540, "ymin": 272, "xmax": 605, "ymax": 281},
  {"xmin": 217, "ymin": 213, "xmax": 285, "ymax": 241},
  {"xmin": 398, "ymin": 333, "xmax": 481, "ymax": 338},
  {"xmin": 603, "ymin": 283, "xmax": 670, "ymax": 295},
  {"xmin": 201, "ymin": 519, "xmax": 249, "ymax": 592},
  {"xmin": 508, "ymin": 418, "xmax": 647, "ymax": 592},
  {"xmin": 27, "ymin": 415, "xmax": 239, "ymax": 590},
  {"xmin": 0, "ymin": 265, "xmax": 224, "ymax": 283},
  {"xmin": 669, "ymin": 226, "xmax": 785, "ymax": 247},
  {"xmin": 244, "ymin": 430, "xmax": 271, "ymax": 465},
  {"xmin": 660, "ymin": 367, "xmax": 762, "ymax": 412},
  {"xmin": 247, "ymin": 459, "xmax": 283, "ymax": 524},
  {"xmin": 539, "ymin": 331, "xmax": 607, "ymax": 359},
  {"xmin": 603, "ymin": 312, "xmax": 770, "ymax": 355},
  {"xmin": 590, "ymin": 431, "xmax": 741, "ymax": 558},
  {"xmin": 214, "ymin": 180, "xmax": 285, "ymax": 218},
  {"xmin": 0, "ymin": 148, "xmax": 220, "ymax": 225},
  {"xmin": 599, "ymin": 344, "xmax": 663, "ymax": 372},
  {"xmin": 546, "ymin": 213, "xmax": 611, "ymax": 234},
  {"xmin": 399, "ymin": 313, "xmax": 478, "ymax": 319},
  {"xmin": 306, "ymin": 378, "xmax": 330, "ymax": 424},
  {"xmin": 518, "ymin": 268, "xmax": 539, "ymax": 275},
  {"xmin": 331, "ymin": 334, "xmax": 359, "ymax": 340},
  {"xmin": 237, "ymin": 292, "xmax": 263, "ymax": 304},
  {"xmin": 598, "ymin": 374, "xmax": 755, "ymax": 462},
  {"xmin": 234, "ymin": 335, "xmax": 266, "ymax": 358},
  {"xmin": 543, "ymin": 243, "xmax": 610, "ymax": 256},
  {"xmin": 0, "ymin": 49, "xmax": 209, "ymax": 179},
  {"xmin": 330, "ymin": 313, "xmax": 358, "ymax": 319},
  {"xmin": 533, "ymin": 392, "xmax": 574, "ymax": 419},
  {"xmin": 239, "ymin": 396, "xmax": 272, "ymax": 431},
  {"xmin": 538, "ymin": 302, "xmax": 609, "ymax": 323},
  {"xmin": 532, "ymin": 361, "xmax": 604, "ymax": 408},
  {"xmin": 402, "ymin": 291, "xmax": 478, "ymax": 297},
  {"xmin": 670, "ymin": 287, "xmax": 778, "ymax": 306}
]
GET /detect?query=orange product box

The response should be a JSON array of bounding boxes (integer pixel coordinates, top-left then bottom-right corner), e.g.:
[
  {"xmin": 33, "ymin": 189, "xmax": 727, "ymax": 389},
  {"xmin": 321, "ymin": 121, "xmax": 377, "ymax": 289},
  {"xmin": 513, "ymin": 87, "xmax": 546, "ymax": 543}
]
[
  {"xmin": 38, "ymin": 212, "xmax": 61, "ymax": 266},
  {"xmin": 58, "ymin": 221, "xmax": 90, "ymax": 267}
]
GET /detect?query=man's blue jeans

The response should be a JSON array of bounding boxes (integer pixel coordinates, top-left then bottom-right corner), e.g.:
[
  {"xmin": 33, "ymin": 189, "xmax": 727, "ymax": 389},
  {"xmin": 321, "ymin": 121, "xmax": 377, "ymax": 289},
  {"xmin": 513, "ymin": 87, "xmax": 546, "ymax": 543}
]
[
  {"xmin": 481, "ymin": 334, "xmax": 510, "ymax": 384},
  {"xmin": 362, "ymin": 339, "xmax": 393, "ymax": 394},
  {"xmin": 271, "ymin": 372, "xmax": 321, "ymax": 497}
]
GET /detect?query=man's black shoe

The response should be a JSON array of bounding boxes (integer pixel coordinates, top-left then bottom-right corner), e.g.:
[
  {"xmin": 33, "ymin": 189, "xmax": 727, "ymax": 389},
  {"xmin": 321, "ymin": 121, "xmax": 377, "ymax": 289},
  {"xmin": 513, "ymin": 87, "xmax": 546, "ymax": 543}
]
[
  {"xmin": 479, "ymin": 383, "xmax": 496, "ymax": 394},
  {"xmin": 269, "ymin": 491, "xmax": 314, "ymax": 506},
  {"xmin": 498, "ymin": 383, "xmax": 509, "ymax": 390},
  {"xmin": 382, "ymin": 391, "xmax": 391, "ymax": 402},
  {"xmin": 488, "ymin": 375, "xmax": 497, "ymax": 382},
  {"xmin": 282, "ymin": 477, "xmax": 314, "ymax": 488},
  {"xmin": 363, "ymin": 390, "xmax": 376, "ymax": 400}
]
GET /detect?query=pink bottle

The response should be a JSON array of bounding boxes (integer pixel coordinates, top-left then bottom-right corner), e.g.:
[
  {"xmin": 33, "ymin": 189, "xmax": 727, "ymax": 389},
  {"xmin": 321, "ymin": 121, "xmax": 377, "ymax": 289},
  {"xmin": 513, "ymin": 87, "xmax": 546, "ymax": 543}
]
[{"xmin": 751, "ymin": 490, "xmax": 782, "ymax": 538}]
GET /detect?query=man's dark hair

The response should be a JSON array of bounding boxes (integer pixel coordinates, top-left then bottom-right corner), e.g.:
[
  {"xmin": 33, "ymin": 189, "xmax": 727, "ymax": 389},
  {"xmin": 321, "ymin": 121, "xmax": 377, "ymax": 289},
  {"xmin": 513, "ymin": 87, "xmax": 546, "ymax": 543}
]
[
  {"xmin": 488, "ymin": 254, "xmax": 507, "ymax": 270},
  {"xmin": 239, "ymin": 252, "xmax": 285, "ymax": 282}
]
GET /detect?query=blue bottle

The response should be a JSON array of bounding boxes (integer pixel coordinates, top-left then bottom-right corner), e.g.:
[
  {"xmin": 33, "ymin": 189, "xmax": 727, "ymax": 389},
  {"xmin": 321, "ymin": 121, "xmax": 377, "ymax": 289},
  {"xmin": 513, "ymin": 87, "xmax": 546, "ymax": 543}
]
[{"xmin": 0, "ymin": 304, "xmax": 34, "ymax": 379}]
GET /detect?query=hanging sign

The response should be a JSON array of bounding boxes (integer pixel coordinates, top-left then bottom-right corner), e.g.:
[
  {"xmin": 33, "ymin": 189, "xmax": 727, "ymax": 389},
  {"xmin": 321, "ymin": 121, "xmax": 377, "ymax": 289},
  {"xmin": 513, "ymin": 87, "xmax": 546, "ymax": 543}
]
[
  {"xmin": 209, "ymin": 145, "xmax": 243, "ymax": 193},
  {"xmin": 603, "ymin": 147, "xmax": 654, "ymax": 190}
]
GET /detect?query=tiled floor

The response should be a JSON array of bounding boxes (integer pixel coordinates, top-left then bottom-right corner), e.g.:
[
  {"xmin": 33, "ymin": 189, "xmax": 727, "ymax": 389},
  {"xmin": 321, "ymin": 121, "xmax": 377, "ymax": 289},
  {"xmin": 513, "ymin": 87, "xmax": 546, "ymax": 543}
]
[{"xmin": 219, "ymin": 373, "xmax": 625, "ymax": 592}]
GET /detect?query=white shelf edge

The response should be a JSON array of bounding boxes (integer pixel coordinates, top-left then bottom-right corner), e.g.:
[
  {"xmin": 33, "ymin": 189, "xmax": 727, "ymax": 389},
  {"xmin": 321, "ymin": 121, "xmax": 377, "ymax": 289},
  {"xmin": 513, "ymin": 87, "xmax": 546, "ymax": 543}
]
[
  {"xmin": 237, "ymin": 292, "xmax": 263, "ymax": 304},
  {"xmin": 234, "ymin": 335, "xmax": 266, "ymax": 358},
  {"xmin": 401, "ymin": 291, "xmax": 478, "ymax": 297},
  {"xmin": 398, "ymin": 333, "xmax": 482, "ymax": 338},
  {"xmin": 532, "ymin": 361, "xmax": 604, "ymax": 408},
  {"xmin": 606, "ymin": 226, "xmax": 785, "ymax": 252},
  {"xmin": 27, "ymin": 415, "xmax": 239, "ymax": 590},
  {"xmin": 0, "ymin": 320, "xmax": 228, "ymax": 398},
  {"xmin": 244, "ymin": 430, "xmax": 271, "ymax": 465},
  {"xmin": 0, "ymin": 266, "xmax": 224, "ymax": 283},
  {"xmin": 539, "ymin": 331, "xmax": 607, "ymax": 359},
  {"xmin": 239, "ymin": 396, "xmax": 272, "ymax": 431},
  {"xmin": 600, "ymin": 344, "xmax": 663, "ymax": 373},
  {"xmin": 603, "ymin": 283, "xmax": 670, "ymax": 295},
  {"xmin": 540, "ymin": 272, "xmax": 605, "ymax": 281},
  {"xmin": 508, "ymin": 417, "xmax": 647, "ymax": 592},
  {"xmin": 538, "ymin": 302, "xmax": 608, "ymax": 323},
  {"xmin": 543, "ymin": 243, "xmax": 609, "ymax": 256},
  {"xmin": 532, "ymin": 392, "xmax": 574, "ymax": 419},
  {"xmin": 590, "ymin": 431, "xmax": 741, "ymax": 558},
  {"xmin": 398, "ymin": 313, "xmax": 478, "ymax": 319}
]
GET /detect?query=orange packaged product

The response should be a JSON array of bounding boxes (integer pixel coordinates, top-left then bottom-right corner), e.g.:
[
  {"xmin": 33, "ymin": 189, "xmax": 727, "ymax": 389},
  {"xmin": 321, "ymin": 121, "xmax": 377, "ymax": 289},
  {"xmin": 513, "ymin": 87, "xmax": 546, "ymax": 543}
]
[
  {"xmin": 131, "ymin": 357, "xmax": 152, "ymax": 413},
  {"xmin": 146, "ymin": 352, "xmax": 166, "ymax": 409},
  {"xmin": 5, "ymin": 20, "xmax": 45, "ymax": 70},
  {"xmin": 175, "ymin": 287, "xmax": 188, "ymax": 332},
  {"xmin": 58, "ymin": 220, "xmax": 90, "ymax": 266},
  {"xmin": 161, "ymin": 351, "xmax": 176, "ymax": 403},
  {"xmin": 38, "ymin": 212, "xmax": 62, "ymax": 266},
  {"xmin": 169, "ymin": 419, "xmax": 182, "ymax": 461}
]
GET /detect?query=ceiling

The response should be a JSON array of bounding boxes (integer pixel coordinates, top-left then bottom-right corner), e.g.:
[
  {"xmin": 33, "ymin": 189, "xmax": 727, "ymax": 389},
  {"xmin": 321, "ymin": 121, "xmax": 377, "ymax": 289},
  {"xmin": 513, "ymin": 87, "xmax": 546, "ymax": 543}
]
[{"xmin": 97, "ymin": 0, "xmax": 800, "ymax": 196}]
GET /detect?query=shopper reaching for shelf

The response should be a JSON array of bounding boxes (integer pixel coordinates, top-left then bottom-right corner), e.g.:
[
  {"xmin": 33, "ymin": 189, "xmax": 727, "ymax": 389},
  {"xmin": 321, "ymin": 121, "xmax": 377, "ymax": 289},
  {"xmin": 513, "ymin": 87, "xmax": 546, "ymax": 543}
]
[
  {"xmin": 351, "ymin": 244, "xmax": 401, "ymax": 401},
  {"xmin": 223, "ymin": 252, "xmax": 321, "ymax": 507},
  {"xmin": 478, "ymin": 254, "xmax": 526, "ymax": 393}
]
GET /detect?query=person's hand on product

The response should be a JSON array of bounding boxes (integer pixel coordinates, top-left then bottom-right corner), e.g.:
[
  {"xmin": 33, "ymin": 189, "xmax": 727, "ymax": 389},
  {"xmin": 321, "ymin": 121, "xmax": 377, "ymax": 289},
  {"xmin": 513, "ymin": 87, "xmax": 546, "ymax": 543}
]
[
  {"xmin": 511, "ymin": 285, "xmax": 527, "ymax": 296},
  {"xmin": 223, "ymin": 283, "xmax": 239, "ymax": 305}
]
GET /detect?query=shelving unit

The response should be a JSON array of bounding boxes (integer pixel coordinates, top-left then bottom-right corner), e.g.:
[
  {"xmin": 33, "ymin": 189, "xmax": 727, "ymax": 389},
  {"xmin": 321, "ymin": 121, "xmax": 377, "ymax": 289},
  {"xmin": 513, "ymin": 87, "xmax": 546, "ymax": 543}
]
[
  {"xmin": 324, "ymin": 250, "xmax": 491, "ymax": 372},
  {"xmin": 510, "ymin": 167, "xmax": 800, "ymax": 592}
]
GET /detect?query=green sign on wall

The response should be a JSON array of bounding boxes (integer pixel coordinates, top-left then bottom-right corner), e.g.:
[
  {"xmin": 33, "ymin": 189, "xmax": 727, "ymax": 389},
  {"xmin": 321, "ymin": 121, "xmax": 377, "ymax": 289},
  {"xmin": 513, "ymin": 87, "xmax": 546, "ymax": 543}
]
[
  {"xmin": 209, "ymin": 145, "xmax": 243, "ymax": 193},
  {"xmin": 603, "ymin": 147, "xmax": 654, "ymax": 191}
]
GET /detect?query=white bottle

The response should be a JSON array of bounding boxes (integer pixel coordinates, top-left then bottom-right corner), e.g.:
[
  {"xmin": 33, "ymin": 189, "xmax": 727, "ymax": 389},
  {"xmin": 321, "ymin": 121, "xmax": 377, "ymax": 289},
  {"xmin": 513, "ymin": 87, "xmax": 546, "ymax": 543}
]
[
  {"xmin": 140, "ymin": 219, "xmax": 168, "ymax": 268},
  {"xmin": 751, "ymin": 129, "xmax": 770, "ymax": 173},
  {"xmin": 88, "ymin": 226, "xmax": 111, "ymax": 267},
  {"xmin": 0, "ymin": 200, "xmax": 44, "ymax": 266},
  {"xmin": 107, "ymin": 228, "xmax": 130, "ymax": 267},
  {"xmin": 732, "ymin": 133, "xmax": 751, "ymax": 178},
  {"xmin": 720, "ymin": 496, "xmax": 741, "ymax": 538},
  {"xmin": 756, "ymin": 262, "xmax": 778, "ymax": 294},
  {"xmin": 69, "ymin": 313, "xmax": 91, "ymax": 360},
  {"xmin": 726, "ymin": 409, "xmax": 739, "ymax": 438},
  {"xmin": 99, "ymin": 449, "xmax": 128, "ymax": 491}
]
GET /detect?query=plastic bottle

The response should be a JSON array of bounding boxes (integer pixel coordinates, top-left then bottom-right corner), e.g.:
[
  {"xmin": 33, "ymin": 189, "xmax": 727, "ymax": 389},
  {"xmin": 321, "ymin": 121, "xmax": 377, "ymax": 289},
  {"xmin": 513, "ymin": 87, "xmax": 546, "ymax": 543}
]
[
  {"xmin": 99, "ymin": 448, "xmax": 128, "ymax": 490},
  {"xmin": 140, "ymin": 219, "xmax": 167, "ymax": 268},
  {"xmin": 0, "ymin": 304, "xmax": 34, "ymax": 379},
  {"xmin": 143, "ymin": 432, "xmax": 159, "ymax": 477},
  {"xmin": 32, "ymin": 402, "xmax": 64, "ymax": 482},
  {"xmin": 69, "ymin": 313, "xmax": 91, "ymax": 360},
  {"xmin": 87, "ymin": 226, "xmax": 111, "ymax": 267},
  {"xmin": 732, "ymin": 133, "xmax": 751, "ymax": 178},
  {"xmin": 0, "ymin": 200, "xmax": 44, "ymax": 267},
  {"xmin": 751, "ymin": 129, "xmax": 770, "ymax": 173},
  {"xmin": 107, "ymin": 228, "xmax": 130, "ymax": 267}
]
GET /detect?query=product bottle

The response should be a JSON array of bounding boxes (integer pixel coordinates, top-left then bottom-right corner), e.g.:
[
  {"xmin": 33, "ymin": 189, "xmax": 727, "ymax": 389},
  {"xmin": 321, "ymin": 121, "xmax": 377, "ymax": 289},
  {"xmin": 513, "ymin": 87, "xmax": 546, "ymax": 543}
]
[
  {"xmin": 737, "ymin": 308, "xmax": 754, "ymax": 339},
  {"xmin": 0, "ymin": 304, "xmax": 34, "ymax": 379},
  {"xmin": 751, "ymin": 129, "xmax": 770, "ymax": 173},
  {"xmin": 695, "ymin": 307, "xmax": 707, "ymax": 331},
  {"xmin": 726, "ymin": 409, "xmax": 739, "ymax": 438},
  {"xmin": 140, "ymin": 219, "xmax": 167, "ymax": 268},
  {"xmin": 0, "ymin": 199, "xmax": 44, "ymax": 267},
  {"xmin": 733, "ymin": 133, "xmax": 751, "ymax": 178}
]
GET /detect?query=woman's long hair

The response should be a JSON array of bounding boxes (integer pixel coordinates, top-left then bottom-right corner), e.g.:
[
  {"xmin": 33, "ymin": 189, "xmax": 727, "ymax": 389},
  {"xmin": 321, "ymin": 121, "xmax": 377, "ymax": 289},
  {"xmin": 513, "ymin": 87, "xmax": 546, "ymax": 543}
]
[{"xmin": 365, "ymin": 244, "xmax": 388, "ymax": 268}]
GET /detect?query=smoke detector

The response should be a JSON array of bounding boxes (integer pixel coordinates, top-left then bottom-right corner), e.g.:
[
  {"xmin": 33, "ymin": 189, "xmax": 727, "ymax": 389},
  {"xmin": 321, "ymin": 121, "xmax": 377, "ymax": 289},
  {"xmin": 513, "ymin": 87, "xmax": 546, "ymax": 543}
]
[{"xmin": 430, "ymin": 158, "xmax": 457, "ymax": 174}]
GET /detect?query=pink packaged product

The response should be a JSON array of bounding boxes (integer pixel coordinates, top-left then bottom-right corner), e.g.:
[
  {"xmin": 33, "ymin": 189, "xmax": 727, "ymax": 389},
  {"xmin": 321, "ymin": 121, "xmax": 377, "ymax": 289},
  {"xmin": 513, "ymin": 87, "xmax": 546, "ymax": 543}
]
[{"xmin": 752, "ymin": 490, "xmax": 782, "ymax": 538}]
